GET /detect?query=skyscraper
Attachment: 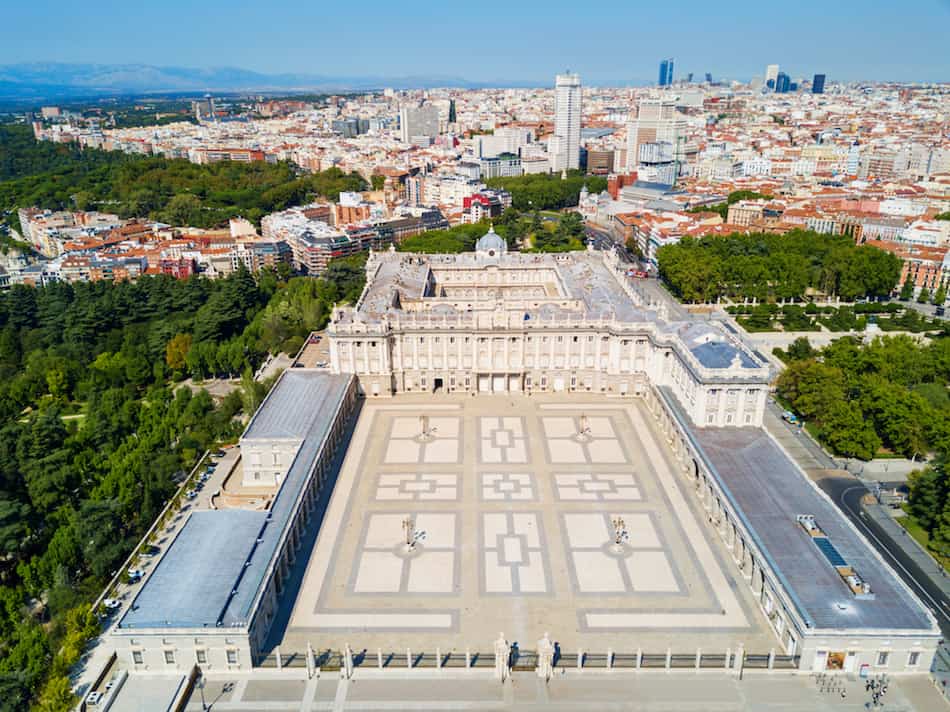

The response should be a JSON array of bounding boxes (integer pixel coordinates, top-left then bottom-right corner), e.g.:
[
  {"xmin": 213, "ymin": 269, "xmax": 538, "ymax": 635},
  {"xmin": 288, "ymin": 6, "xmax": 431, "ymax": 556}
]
[
  {"xmin": 812, "ymin": 74, "xmax": 826, "ymax": 94},
  {"xmin": 553, "ymin": 72, "xmax": 581, "ymax": 171},
  {"xmin": 765, "ymin": 64, "xmax": 779, "ymax": 90},
  {"xmin": 775, "ymin": 72, "xmax": 791, "ymax": 94},
  {"xmin": 658, "ymin": 58, "xmax": 674, "ymax": 87},
  {"xmin": 705, "ymin": 72, "xmax": 714, "ymax": 84}
]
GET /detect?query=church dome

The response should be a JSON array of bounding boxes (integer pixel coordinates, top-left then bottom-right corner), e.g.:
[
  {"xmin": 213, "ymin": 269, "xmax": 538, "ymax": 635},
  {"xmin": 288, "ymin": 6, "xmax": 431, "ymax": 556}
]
[{"xmin": 475, "ymin": 226, "xmax": 507, "ymax": 257}]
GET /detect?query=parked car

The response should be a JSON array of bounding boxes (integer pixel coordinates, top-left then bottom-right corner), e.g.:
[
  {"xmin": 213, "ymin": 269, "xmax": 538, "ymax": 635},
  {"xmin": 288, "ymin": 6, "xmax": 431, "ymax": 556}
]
[
  {"xmin": 127, "ymin": 568, "xmax": 144, "ymax": 583},
  {"xmin": 185, "ymin": 490, "xmax": 197, "ymax": 500},
  {"xmin": 102, "ymin": 598, "xmax": 121, "ymax": 611},
  {"xmin": 213, "ymin": 450, "xmax": 226, "ymax": 458},
  {"xmin": 86, "ymin": 691, "xmax": 104, "ymax": 705},
  {"xmin": 781, "ymin": 410, "xmax": 799, "ymax": 425}
]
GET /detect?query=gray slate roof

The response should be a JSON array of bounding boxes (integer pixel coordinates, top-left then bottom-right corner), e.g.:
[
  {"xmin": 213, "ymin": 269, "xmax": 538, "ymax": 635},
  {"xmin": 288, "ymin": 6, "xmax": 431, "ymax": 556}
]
[
  {"xmin": 119, "ymin": 371, "xmax": 352, "ymax": 630},
  {"xmin": 660, "ymin": 387, "xmax": 938, "ymax": 634}
]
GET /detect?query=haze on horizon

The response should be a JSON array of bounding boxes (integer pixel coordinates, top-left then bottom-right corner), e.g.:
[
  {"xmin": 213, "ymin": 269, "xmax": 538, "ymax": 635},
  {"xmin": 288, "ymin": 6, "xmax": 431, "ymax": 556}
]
[{"xmin": 3, "ymin": 0, "xmax": 950, "ymax": 85}]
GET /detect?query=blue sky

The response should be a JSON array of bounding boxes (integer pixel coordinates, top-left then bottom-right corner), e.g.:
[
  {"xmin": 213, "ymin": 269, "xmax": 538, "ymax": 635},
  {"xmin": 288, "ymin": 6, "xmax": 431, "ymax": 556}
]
[{"xmin": 4, "ymin": 0, "xmax": 949, "ymax": 83}]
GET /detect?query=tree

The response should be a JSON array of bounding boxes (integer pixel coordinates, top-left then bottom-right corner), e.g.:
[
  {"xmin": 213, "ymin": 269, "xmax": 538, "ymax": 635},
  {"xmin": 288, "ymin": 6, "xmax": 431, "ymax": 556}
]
[
  {"xmin": 934, "ymin": 284, "xmax": 947, "ymax": 306},
  {"xmin": 785, "ymin": 336, "xmax": 816, "ymax": 361},
  {"xmin": 907, "ymin": 466, "xmax": 946, "ymax": 533},
  {"xmin": 918, "ymin": 287, "xmax": 931, "ymax": 304},
  {"xmin": 370, "ymin": 174, "xmax": 385, "ymax": 190},
  {"xmin": 899, "ymin": 275, "xmax": 915, "ymax": 301},
  {"xmin": 819, "ymin": 401, "xmax": 881, "ymax": 460},
  {"xmin": 165, "ymin": 333, "xmax": 192, "ymax": 372}
]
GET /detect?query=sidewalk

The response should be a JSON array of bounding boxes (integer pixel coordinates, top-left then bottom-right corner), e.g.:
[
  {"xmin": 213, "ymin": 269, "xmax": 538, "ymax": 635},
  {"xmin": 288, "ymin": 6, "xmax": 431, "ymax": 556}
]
[{"xmin": 862, "ymin": 501, "xmax": 950, "ymax": 601}]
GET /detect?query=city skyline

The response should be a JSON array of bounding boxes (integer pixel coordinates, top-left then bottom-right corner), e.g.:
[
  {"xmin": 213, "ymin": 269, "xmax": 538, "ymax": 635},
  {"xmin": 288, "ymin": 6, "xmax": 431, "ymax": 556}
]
[{"xmin": 2, "ymin": 1, "xmax": 950, "ymax": 84}]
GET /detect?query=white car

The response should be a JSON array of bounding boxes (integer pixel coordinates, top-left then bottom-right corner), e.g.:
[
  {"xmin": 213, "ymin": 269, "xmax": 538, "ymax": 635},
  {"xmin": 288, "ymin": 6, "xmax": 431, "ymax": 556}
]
[
  {"xmin": 127, "ymin": 568, "xmax": 144, "ymax": 582},
  {"xmin": 86, "ymin": 691, "xmax": 104, "ymax": 705},
  {"xmin": 185, "ymin": 490, "xmax": 197, "ymax": 500},
  {"xmin": 102, "ymin": 598, "xmax": 121, "ymax": 611}
]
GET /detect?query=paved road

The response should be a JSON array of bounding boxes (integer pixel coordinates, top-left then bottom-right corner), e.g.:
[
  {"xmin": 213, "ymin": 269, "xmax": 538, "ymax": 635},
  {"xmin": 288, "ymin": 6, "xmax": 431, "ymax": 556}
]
[{"xmin": 829, "ymin": 479, "xmax": 950, "ymax": 638}]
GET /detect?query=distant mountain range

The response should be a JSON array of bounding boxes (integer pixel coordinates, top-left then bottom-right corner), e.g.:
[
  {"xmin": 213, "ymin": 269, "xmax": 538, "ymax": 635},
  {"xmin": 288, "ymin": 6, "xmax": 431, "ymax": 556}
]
[{"xmin": 0, "ymin": 62, "xmax": 548, "ymax": 105}]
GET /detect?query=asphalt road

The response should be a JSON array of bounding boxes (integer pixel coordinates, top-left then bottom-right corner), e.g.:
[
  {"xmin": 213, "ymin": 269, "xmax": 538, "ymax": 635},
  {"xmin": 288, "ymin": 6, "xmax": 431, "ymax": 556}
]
[{"xmin": 829, "ymin": 476, "xmax": 950, "ymax": 639}]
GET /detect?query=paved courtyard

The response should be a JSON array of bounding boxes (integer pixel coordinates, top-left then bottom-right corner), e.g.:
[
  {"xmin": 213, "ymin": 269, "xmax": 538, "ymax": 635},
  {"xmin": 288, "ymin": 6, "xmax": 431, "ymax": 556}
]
[
  {"xmin": 274, "ymin": 395, "xmax": 775, "ymax": 656},
  {"xmin": 176, "ymin": 669, "xmax": 948, "ymax": 712}
]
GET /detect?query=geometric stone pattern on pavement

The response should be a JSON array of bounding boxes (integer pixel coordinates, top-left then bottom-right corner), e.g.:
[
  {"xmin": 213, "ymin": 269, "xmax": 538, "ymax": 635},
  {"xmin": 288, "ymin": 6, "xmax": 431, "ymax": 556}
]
[
  {"xmin": 384, "ymin": 416, "xmax": 461, "ymax": 464},
  {"xmin": 283, "ymin": 397, "xmax": 766, "ymax": 652},
  {"xmin": 480, "ymin": 472, "xmax": 537, "ymax": 501},
  {"xmin": 542, "ymin": 415, "xmax": 628, "ymax": 463},
  {"xmin": 375, "ymin": 473, "xmax": 458, "ymax": 501},
  {"xmin": 478, "ymin": 416, "xmax": 528, "ymax": 464},
  {"xmin": 481, "ymin": 512, "xmax": 550, "ymax": 594},
  {"xmin": 351, "ymin": 512, "xmax": 458, "ymax": 594},
  {"xmin": 562, "ymin": 512, "xmax": 679, "ymax": 594},
  {"xmin": 554, "ymin": 472, "xmax": 641, "ymax": 501}
]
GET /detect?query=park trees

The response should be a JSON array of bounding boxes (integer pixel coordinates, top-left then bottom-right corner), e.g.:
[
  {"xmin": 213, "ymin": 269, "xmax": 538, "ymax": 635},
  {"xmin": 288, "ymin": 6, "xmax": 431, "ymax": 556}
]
[
  {"xmin": 657, "ymin": 230, "xmax": 901, "ymax": 302},
  {"xmin": 0, "ymin": 254, "xmax": 365, "ymax": 708}
]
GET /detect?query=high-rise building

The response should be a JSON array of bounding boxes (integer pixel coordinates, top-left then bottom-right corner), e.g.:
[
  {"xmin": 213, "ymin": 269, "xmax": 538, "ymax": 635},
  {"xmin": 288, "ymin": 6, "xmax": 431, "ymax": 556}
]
[
  {"xmin": 553, "ymin": 72, "xmax": 581, "ymax": 171},
  {"xmin": 448, "ymin": 99, "xmax": 457, "ymax": 124},
  {"xmin": 399, "ymin": 104, "xmax": 440, "ymax": 143},
  {"xmin": 625, "ymin": 99, "xmax": 685, "ymax": 179},
  {"xmin": 812, "ymin": 74, "xmax": 826, "ymax": 94},
  {"xmin": 775, "ymin": 72, "xmax": 791, "ymax": 94},
  {"xmin": 764, "ymin": 64, "xmax": 779, "ymax": 90},
  {"xmin": 658, "ymin": 58, "xmax": 674, "ymax": 87},
  {"xmin": 705, "ymin": 72, "xmax": 714, "ymax": 84}
]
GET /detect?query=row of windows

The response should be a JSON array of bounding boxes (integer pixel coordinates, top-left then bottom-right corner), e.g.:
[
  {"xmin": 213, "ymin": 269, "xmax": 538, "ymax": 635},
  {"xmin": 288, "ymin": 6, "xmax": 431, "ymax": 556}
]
[
  {"xmin": 133, "ymin": 648, "xmax": 239, "ymax": 666},
  {"xmin": 344, "ymin": 334, "xmax": 640, "ymax": 349}
]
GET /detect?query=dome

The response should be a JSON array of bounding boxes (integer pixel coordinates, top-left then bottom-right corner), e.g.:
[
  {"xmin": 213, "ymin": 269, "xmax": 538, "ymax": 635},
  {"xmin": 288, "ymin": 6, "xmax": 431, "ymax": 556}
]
[{"xmin": 475, "ymin": 226, "xmax": 507, "ymax": 257}]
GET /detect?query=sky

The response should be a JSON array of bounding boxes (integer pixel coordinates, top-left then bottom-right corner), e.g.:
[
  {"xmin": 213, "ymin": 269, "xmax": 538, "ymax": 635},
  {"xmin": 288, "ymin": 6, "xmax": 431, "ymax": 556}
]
[{"xmin": 3, "ymin": 0, "xmax": 949, "ymax": 84}]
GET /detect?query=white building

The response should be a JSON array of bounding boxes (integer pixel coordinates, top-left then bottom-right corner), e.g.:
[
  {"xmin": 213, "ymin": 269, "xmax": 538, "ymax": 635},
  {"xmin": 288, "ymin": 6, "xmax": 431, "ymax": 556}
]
[
  {"xmin": 399, "ymin": 104, "xmax": 440, "ymax": 144},
  {"xmin": 328, "ymin": 231, "xmax": 771, "ymax": 428},
  {"xmin": 475, "ymin": 127, "xmax": 533, "ymax": 158},
  {"xmin": 625, "ymin": 100, "xmax": 686, "ymax": 173},
  {"xmin": 553, "ymin": 73, "xmax": 581, "ymax": 171}
]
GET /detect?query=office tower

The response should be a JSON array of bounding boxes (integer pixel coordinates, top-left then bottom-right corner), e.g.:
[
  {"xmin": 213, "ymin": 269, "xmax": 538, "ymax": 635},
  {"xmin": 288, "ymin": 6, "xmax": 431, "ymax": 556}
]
[
  {"xmin": 775, "ymin": 72, "xmax": 790, "ymax": 94},
  {"xmin": 399, "ymin": 104, "xmax": 440, "ymax": 143},
  {"xmin": 448, "ymin": 99, "xmax": 457, "ymax": 124},
  {"xmin": 705, "ymin": 72, "xmax": 714, "ymax": 84},
  {"xmin": 625, "ymin": 99, "xmax": 685, "ymax": 179},
  {"xmin": 658, "ymin": 58, "xmax": 674, "ymax": 87},
  {"xmin": 812, "ymin": 74, "xmax": 826, "ymax": 94},
  {"xmin": 553, "ymin": 72, "xmax": 581, "ymax": 171},
  {"xmin": 765, "ymin": 64, "xmax": 779, "ymax": 90},
  {"xmin": 686, "ymin": 72, "xmax": 694, "ymax": 83}
]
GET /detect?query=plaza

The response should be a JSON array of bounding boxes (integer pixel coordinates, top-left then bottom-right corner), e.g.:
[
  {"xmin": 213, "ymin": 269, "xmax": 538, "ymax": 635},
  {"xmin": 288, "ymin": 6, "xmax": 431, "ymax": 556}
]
[{"xmin": 274, "ymin": 393, "xmax": 776, "ymax": 654}]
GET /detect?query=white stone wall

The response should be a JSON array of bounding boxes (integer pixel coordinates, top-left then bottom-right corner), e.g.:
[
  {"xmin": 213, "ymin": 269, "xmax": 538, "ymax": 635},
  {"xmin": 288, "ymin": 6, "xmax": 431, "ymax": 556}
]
[{"xmin": 240, "ymin": 440, "xmax": 303, "ymax": 488}]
